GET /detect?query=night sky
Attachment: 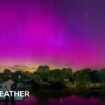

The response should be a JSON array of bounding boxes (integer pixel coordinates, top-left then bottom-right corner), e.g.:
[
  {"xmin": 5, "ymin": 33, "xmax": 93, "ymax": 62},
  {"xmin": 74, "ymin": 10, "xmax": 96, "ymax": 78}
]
[{"xmin": 0, "ymin": 0, "xmax": 105, "ymax": 70}]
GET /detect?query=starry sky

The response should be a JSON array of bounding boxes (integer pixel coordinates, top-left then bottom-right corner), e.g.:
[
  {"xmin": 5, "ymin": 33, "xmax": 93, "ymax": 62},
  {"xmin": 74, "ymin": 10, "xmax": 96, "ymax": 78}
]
[{"xmin": 0, "ymin": 0, "xmax": 105, "ymax": 70}]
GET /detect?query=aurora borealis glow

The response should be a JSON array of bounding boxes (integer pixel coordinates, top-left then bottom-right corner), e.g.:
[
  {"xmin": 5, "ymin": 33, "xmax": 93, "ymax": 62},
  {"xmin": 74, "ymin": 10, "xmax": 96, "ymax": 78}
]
[{"xmin": 0, "ymin": 0, "xmax": 105, "ymax": 70}]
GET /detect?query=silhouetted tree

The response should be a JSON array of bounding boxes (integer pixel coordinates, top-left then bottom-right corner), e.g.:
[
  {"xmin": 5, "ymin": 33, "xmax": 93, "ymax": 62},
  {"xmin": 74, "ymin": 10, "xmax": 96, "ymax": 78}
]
[
  {"xmin": 37, "ymin": 65, "xmax": 50, "ymax": 73},
  {"xmin": 3, "ymin": 69, "xmax": 12, "ymax": 78},
  {"xmin": 99, "ymin": 68, "xmax": 105, "ymax": 83},
  {"xmin": 61, "ymin": 68, "xmax": 73, "ymax": 81},
  {"xmin": 74, "ymin": 68, "xmax": 92, "ymax": 87},
  {"xmin": 90, "ymin": 70, "xmax": 101, "ymax": 83}
]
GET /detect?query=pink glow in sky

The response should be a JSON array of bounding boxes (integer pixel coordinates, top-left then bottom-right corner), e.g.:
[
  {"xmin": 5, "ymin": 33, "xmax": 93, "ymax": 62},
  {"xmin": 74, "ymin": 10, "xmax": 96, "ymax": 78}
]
[{"xmin": 0, "ymin": 0, "xmax": 105, "ymax": 70}]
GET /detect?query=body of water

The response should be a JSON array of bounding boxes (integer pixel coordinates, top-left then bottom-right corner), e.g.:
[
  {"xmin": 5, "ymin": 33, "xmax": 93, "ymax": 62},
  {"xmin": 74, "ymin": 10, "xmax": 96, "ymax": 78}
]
[
  {"xmin": 0, "ymin": 89, "xmax": 105, "ymax": 105},
  {"xmin": 0, "ymin": 96, "xmax": 105, "ymax": 105}
]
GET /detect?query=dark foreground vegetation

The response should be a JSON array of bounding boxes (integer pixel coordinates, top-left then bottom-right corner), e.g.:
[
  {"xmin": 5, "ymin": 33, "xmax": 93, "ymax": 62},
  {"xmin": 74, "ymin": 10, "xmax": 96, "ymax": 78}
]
[{"xmin": 0, "ymin": 65, "xmax": 105, "ymax": 89}]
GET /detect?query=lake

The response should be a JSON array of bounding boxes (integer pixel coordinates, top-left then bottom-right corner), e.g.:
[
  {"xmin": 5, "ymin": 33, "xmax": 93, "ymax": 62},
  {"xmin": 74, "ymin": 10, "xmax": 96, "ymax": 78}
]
[{"xmin": 0, "ymin": 89, "xmax": 105, "ymax": 105}]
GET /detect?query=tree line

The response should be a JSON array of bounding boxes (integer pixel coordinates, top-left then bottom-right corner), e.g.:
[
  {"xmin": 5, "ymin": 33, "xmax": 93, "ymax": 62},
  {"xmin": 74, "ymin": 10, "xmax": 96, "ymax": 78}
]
[{"xmin": 0, "ymin": 65, "xmax": 105, "ymax": 89}]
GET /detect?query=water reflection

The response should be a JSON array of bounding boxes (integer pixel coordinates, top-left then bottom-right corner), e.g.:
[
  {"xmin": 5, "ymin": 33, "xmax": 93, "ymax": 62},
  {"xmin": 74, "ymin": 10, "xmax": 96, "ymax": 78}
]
[
  {"xmin": 1, "ymin": 90, "xmax": 105, "ymax": 105},
  {"xmin": 49, "ymin": 96, "xmax": 105, "ymax": 105},
  {"xmin": 0, "ymin": 96, "xmax": 105, "ymax": 105}
]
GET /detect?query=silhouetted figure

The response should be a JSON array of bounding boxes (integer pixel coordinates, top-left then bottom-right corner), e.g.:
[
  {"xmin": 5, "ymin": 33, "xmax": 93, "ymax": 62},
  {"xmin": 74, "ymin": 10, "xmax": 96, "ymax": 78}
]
[{"xmin": 2, "ymin": 75, "xmax": 16, "ymax": 105}]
